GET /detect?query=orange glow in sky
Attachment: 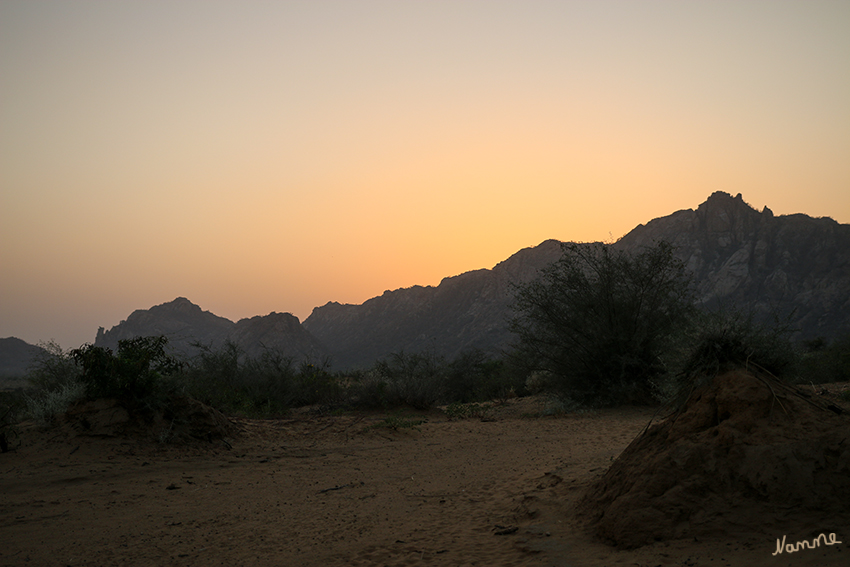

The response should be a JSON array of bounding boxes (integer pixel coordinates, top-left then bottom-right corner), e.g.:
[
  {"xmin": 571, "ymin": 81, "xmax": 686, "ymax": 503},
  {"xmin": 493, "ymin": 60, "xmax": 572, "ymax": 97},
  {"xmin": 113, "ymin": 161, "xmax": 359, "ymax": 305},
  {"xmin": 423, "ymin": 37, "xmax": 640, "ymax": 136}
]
[{"xmin": 2, "ymin": 1, "xmax": 849, "ymax": 348}]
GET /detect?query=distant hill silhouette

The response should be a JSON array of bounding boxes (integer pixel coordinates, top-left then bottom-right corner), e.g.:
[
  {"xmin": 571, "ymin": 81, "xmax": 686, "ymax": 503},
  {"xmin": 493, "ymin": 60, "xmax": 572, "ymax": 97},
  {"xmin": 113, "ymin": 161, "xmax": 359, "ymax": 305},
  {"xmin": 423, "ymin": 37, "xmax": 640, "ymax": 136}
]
[
  {"xmin": 0, "ymin": 337, "xmax": 47, "ymax": 380},
  {"xmin": 76, "ymin": 192, "xmax": 850, "ymax": 371},
  {"xmin": 94, "ymin": 297, "xmax": 327, "ymax": 362}
]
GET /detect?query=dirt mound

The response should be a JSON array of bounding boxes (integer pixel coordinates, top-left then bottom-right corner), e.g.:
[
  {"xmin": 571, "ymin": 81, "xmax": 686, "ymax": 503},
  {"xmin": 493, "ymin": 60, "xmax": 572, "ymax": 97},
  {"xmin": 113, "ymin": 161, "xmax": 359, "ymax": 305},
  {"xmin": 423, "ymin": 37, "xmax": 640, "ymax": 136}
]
[
  {"xmin": 579, "ymin": 369, "xmax": 850, "ymax": 549},
  {"xmin": 59, "ymin": 395, "xmax": 239, "ymax": 443}
]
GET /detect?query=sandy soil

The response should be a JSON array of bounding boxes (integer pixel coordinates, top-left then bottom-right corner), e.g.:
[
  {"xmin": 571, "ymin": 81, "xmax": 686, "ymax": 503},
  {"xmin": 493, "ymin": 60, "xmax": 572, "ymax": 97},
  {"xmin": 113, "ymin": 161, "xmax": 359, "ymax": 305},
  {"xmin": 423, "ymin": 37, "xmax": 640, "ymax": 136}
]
[{"xmin": 2, "ymin": 395, "xmax": 847, "ymax": 567}]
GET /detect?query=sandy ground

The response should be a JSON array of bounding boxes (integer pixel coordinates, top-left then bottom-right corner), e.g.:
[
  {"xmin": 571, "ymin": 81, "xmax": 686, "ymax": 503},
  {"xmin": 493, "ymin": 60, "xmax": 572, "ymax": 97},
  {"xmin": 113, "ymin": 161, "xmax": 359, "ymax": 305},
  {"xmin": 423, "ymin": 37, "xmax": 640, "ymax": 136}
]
[{"xmin": 1, "ymin": 395, "xmax": 847, "ymax": 567}]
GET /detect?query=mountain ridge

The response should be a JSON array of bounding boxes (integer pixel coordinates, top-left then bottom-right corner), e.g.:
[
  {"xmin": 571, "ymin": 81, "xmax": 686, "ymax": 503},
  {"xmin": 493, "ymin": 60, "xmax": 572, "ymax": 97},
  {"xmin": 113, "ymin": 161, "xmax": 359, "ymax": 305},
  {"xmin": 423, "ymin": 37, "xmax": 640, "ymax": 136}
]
[
  {"xmin": 94, "ymin": 297, "xmax": 327, "ymax": 362},
  {"xmin": 4, "ymin": 192, "xmax": 848, "ymax": 373}
]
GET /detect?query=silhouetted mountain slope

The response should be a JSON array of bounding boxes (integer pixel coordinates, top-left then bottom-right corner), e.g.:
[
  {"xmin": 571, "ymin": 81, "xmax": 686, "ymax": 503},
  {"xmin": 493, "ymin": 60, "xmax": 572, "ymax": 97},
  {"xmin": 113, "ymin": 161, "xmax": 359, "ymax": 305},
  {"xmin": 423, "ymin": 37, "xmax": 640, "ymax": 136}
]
[
  {"xmin": 303, "ymin": 240, "xmax": 565, "ymax": 368},
  {"xmin": 229, "ymin": 312, "xmax": 326, "ymax": 361},
  {"xmin": 95, "ymin": 297, "xmax": 327, "ymax": 362},
  {"xmin": 0, "ymin": 337, "xmax": 47, "ymax": 379}
]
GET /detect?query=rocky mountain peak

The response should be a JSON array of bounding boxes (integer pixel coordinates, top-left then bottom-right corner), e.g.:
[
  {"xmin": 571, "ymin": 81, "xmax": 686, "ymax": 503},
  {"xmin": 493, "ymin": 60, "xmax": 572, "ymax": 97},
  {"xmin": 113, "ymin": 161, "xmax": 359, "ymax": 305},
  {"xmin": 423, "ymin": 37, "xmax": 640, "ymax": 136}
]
[
  {"xmin": 695, "ymin": 191, "xmax": 766, "ymax": 240},
  {"xmin": 617, "ymin": 193, "xmax": 850, "ymax": 339},
  {"xmin": 159, "ymin": 296, "xmax": 203, "ymax": 314}
]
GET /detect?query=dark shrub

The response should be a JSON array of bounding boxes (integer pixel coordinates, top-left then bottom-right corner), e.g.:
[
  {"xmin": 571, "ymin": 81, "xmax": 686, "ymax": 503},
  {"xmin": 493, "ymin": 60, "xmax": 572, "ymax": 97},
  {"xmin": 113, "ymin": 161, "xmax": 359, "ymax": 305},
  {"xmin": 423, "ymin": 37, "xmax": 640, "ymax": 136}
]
[
  {"xmin": 678, "ymin": 309, "xmax": 798, "ymax": 380},
  {"xmin": 445, "ymin": 349, "xmax": 523, "ymax": 403},
  {"xmin": 371, "ymin": 350, "xmax": 447, "ymax": 410},
  {"xmin": 182, "ymin": 341, "xmax": 340, "ymax": 416},
  {"xmin": 510, "ymin": 241, "xmax": 695, "ymax": 406},
  {"xmin": 71, "ymin": 336, "xmax": 181, "ymax": 403},
  {"xmin": 796, "ymin": 332, "xmax": 850, "ymax": 384},
  {"xmin": 26, "ymin": 340, "xmax": 81, "ymax": 392}
]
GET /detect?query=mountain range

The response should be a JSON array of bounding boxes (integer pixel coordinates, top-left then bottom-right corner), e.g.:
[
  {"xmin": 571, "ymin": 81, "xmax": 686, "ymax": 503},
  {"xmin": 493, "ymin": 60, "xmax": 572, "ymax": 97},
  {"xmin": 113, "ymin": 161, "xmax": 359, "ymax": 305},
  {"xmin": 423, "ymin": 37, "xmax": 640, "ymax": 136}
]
[{"xmin": 4, "ymin": 192, "xmax": 849, "ymax": 375}]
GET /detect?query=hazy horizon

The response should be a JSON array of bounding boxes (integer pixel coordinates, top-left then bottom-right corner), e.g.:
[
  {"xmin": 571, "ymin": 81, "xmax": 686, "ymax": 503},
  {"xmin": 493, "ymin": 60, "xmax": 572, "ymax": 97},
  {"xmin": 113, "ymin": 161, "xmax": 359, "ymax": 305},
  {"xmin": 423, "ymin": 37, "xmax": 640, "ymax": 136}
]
[{"xmin": 3, "ymin": 1, "xmax": 849, "ymax": 349}]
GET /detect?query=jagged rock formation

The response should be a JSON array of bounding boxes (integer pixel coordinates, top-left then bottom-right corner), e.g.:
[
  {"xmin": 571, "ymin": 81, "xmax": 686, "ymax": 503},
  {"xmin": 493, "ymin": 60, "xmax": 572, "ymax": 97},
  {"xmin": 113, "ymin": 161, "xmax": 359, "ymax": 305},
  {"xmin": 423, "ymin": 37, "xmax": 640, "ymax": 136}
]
[
  {"xmin": 94, "ymin": 297, "xmax": 327, "ymax": 362},
  {"xmin": 616, "ymin": 191, "xmax": 850, "ymax": 339},
  {"xmin": 302, "ymin": 240, "xmax": 565, "ymax": 369}
]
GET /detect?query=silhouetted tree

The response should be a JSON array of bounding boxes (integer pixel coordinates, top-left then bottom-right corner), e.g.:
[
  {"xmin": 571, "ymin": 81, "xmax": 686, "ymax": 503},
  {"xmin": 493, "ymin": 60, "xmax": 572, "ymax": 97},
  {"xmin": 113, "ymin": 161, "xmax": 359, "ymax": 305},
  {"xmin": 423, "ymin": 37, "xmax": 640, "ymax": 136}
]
[{"xmin": 510, "ymin": 241, "xmax": 695, "ymax": 406}]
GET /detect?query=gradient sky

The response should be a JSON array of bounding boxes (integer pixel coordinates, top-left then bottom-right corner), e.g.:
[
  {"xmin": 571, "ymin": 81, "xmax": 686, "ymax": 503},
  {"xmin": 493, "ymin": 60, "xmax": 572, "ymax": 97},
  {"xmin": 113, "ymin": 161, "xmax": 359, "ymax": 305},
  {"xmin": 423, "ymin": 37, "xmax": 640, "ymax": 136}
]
[{"xmin": 2, "ymin": 1, "xmax": 849, "ymax": 349}]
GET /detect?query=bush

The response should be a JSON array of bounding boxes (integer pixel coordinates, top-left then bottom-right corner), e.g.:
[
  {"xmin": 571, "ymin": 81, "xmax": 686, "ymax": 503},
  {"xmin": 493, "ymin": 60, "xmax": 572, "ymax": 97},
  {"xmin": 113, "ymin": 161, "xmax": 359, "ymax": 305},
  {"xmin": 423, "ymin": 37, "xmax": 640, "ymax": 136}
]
[
  {"xmin": 182, "ymin": 341, "xmax": 247, "ymax": 411},
  {"xmin": 796, "ymin": 332, "xmax": 850, "ymax": 385},
  {"xmin": 344, "ymin": 369, "xmax": 391, "ymax": 409},
  {"xmin": 346, "ymin": 350, "xmax": 523, "ymax": 410},
  {"xmin": 0, "ymin": 390, "xmax": 25, "ymax": 452},
  {"xmin": 510, "ymin": 241, "xmax": 695, "ymax": 407},
  {"xmin": 26, "ymin": 340, "xmax": 82, "ymax": 392},
  {"xmin": 445, "ymin": 349, "xmax": 524, "ymax": 403},
  {"xmin": 182, "ymin": 341, "xmax": 340, "ymax": 416},
  {"xmin": 25, "ymin": 381, "xmax": 87, "ymax": 424},
  {"xmin": 22, "ymin": 341, "xmax": 86, "ymax": 424},
  {"xmin": 370, "ymin": 351, "xmax": 447, "ymax": 410},
  {"xmin": 181, "ymin": 344, "xmax": 528, "ymax": 415},
  {"xmin": 658, "ymin": 308, "xmax": 800, "ymax": 408},
  {"xmin": 292, "ymin": 360, "xmax": 341, "ymax": 408},
  {"xmin": 70, "ymin": 336, "xmax": 182, "ymax": 405},
  {"xmin": 677, "ymin": 309, "xmax": 798, "ymax": 380}
]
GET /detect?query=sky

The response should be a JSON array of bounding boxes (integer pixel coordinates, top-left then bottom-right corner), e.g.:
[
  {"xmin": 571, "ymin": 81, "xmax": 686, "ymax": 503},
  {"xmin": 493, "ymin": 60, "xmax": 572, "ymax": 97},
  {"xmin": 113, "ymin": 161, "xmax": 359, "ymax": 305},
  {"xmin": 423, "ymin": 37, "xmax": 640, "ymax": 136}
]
[{"xmin": 2, "ymin": 1, "xmax": 849, "ymax": 350}]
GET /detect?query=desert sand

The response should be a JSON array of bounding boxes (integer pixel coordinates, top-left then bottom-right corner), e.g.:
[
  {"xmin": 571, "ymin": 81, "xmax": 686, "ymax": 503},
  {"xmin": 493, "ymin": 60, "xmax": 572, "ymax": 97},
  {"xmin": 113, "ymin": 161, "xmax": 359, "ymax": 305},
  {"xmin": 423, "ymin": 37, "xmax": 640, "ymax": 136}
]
[{"xmin": 2, "ymin": 390, "xmax": 848, "ymax": 567}]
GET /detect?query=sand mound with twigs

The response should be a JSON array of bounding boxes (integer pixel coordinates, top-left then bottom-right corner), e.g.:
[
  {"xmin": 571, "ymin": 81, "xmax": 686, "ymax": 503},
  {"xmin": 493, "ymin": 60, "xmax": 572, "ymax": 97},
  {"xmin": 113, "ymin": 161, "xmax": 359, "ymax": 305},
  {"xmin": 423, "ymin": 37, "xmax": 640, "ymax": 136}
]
[
  {"xmin": 580, "ymin": 369, "xmax": 850, "ymax": 549},
  {"xmin": 58, "ymin": 395, "xmax": 238, "ymax": 443}
]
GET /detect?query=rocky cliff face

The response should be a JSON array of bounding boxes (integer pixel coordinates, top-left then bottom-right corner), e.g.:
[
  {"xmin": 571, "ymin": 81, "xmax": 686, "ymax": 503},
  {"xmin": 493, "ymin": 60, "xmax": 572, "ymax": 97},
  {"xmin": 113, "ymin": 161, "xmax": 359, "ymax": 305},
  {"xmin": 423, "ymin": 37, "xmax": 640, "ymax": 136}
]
[
  {"xmin": 616, "ymin": 191, "xmax": 850, "ymax": 339},
  {"xmin": 94, "ymin": 297, "xmax": 328, "ymax": 362}
]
